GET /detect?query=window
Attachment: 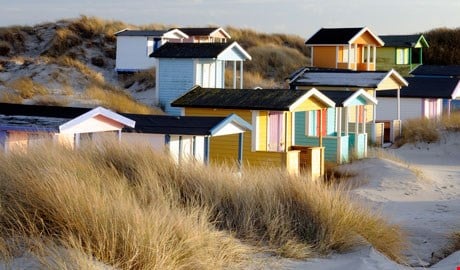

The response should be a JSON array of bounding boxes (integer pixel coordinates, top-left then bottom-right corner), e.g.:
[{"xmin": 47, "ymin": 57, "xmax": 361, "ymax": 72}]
[
  {"xmin": 396, "ymin": 48, "xmax": 408, "ymax": 65},
  {"xmin": 305, "ymin": 109, "xmax": 327, "ymax": 136}
]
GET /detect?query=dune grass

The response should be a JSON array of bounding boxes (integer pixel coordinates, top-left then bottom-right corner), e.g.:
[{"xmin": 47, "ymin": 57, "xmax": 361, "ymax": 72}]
[
  {"xmin": 85, "ymin": 85, "xmax": 162, "ymax": 114},
  {"xmin": 7, "ymin": 77, "xmax": 49, "ymax": 99},
  {"xmin": 0, "ymin": 142, "xmax": 407, "ymax": 268},
  {"xmin": 396, "ymin": 113, "xmax": 460, "ymax": 146},
  {"xmin": 245, "ymin": 44, "xmax": 309, "ymax": 81}
]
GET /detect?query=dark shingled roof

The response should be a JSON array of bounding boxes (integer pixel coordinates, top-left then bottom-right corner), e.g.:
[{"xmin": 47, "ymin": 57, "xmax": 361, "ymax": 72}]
[
  {"xmin": 151, "ymin": 42, "xmax": 231, "ymax": 58},
  {"xmin": 172, "ymin": 87, "xmax": 312, "ymax": 110},
  {"xmin": 288, "ymin": 67, "xmax": 390, "ymax": 88},
  {"xmin": 377, "ymin": 77, "xmax": 460, "ymax": 99},
  {"xmin": 410, "ymin": 65, "xmax": 460, "ymax": 78},
  {"xmin": 178, "ymin": 27, "xmax": 219, "ymax": 36},
  {"xmin": 115, "ymin": 30, "xmax": 168, "ymax": 37},
  {"xmin": 123, "ymin": 114, "xmax": 229, "ymax": 135},
  {"xmin": 379, "ymin": 35, "xmax": 425, "ymax": 47},
  {"xmin": 305, "ymin": 27, "xmax": 364, "ymax": 45},
  {"xmin": 0, "ymin": 103, "xmax": 91, "ymax": 118},
  {"xmin": 0, "ymin": 103, "xmax": 247, "ymax": 136},
  {"xmin": 319, "ymin": 91, "xmax": 358, "ymax": 107}
]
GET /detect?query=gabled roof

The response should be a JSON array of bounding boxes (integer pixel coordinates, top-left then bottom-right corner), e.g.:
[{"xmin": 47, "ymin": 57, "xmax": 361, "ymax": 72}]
[
  {"xmin": 380, "ymin": 34, "xmax": 429, "ymax": 48},
  {"xmin": 59, "ymin": 107, "xmax": 135, "ymax": 133},
  {"xmin": 151, "ymin": 41, "xmax": 251, "ymax": 60},
  {"xmin": 0, "ymin": 105, "xmax": 135, "ymax": 133},
  {"xmin": 115, "ymin": 30, "xmax": 167, "ymax": 37},
  {"xmin": 0, "ymin": 103, "xmax": 250, "ymax": 137},
  {"xmin": 305, "ymin": 27, "xmax": 384, "ymax": 46},
  {"xmin": 178, "ymin": 27, "xmax": 231, "ymax": 39},
  {"xmin": 320, "ymin": 89, "xmax": 378, "ymax": 107},
  {"xmin": 171, "ymin": 86, "xmax": 335, "ymax": 111},
  {"xmin": 115, "ymin": 29, "xmax": 188, "ymax": 39},
  {"xmin": 124, "ymin": 113, "xmax": 251, "ymax": 136},
  {"xmin": 288, "ymin": 67, "xmax": 408, "ymax": 89},
  {"xmin": 377, "ymin": 77, "xmax": 460, "ymax": 99},
  {"xmin": 410, "ymin": 65, "xmax": 460, "ymax": 78}
]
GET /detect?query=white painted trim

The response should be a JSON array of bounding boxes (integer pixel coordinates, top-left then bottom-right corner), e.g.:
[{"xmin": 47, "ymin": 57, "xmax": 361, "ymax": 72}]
[
  {"xmin": 217, "ymin": 41, "xmax": 252, "ymax": 61},
  {"xmin": 342, "ymin": 89, "xmax": 378, "ymax": 107},
  {"xmin": 291, "ymin": 111, "xmax": 296, "ymax": 145},
  {"xmin": 378, "ymin": 69, "xmax": 409, "ymax": 88},
  {"xmin": 164, "ymin": 29, "xmax": 189, "ymax": 39},
  {"xmin": 251, "ymin": 110, "xmax": 258, "ymax": 152},
  {"xmin": 451, "ymin": 80, "xmax": 460, "ymax": 99},
  {"xmin": 289, "ymin": 88, "xmax": 336, "ymax": 111},
  {"xmin": 209, "ymin": 27, "xmax": 232, "ymax": 39},
  {"xmin": 59, "ymin": 107, "xmax": 135, "ymax": 133},
  {"xmin": 349, "ymin": 27, "xmax": 385, "ymax": 46}
]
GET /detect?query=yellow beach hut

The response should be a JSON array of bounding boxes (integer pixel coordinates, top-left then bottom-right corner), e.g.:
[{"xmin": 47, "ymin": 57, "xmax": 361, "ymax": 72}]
[{"xmin": 171, "ymin": 86, "xmax": 335, "ymax": 178}]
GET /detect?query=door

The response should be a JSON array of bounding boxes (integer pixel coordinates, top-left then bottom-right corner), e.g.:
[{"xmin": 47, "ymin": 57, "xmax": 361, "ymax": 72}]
[{"xmin": 268, "ymin": 111, "xmax": 284, "ymax": 152}]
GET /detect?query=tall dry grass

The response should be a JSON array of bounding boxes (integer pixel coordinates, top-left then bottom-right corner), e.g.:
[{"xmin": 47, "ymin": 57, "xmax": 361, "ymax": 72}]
[
  {"xmin": 396, "ymin": 117, "xmax": 440, "ymax": 146},
  {"xmin": 396, "ymin": 113, "xmax": 460, "ymax": 146},
  {"xmin": 0, "ymin": 142, "xmax": 406, "ymax": 268},
  {"xmin": 441, "ymin": 111, "xmax": 460, "ymax": 131},
  {"xmin": 245, "ymin": 44, "xmax": 309, "ymax": 81},
  {"xmin": 0, "ymin": 26, "xmax": 27, "ymax": 54},
  {"xmin": 85, "ymin": 85, "xmax": 162, "ymax": 114},
  {"xmin": 45, "ymin": 27, "xmax": 83, "ymax": 57},
  {"xmin": 0, "ymin": 143, "xmax": 250, "ymax": 269},
  {"xmin": 69, "ymin": 15, "xmax": 130, "ymax": 41},
  {"xmin": 7, "ymin": 77, "xmax": 49, "ymax": 99}
]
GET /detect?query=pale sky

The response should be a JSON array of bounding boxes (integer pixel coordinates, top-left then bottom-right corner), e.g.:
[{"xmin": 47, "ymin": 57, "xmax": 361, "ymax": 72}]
[{"xmin": 1, "ymin": 0, "xmax": 459, "ymax": 38}]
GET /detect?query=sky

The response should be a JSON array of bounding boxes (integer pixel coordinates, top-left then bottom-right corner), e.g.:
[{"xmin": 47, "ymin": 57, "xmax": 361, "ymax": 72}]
[{"xmin": 1, "ymin": 0, "xmax": 459, "ymax": 38}]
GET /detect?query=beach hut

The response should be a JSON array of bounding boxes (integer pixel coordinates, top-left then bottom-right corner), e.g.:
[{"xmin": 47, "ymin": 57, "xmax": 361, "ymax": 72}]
[
  {"xmin": 377, "ymin": 34, "xmax": 429, "ymax": 75},
  {"xmin": 305, "ymin": 27, "xmax": 384, "ymax": 71},
  {"xmin": 294, "ymin": 89, "xmax": 378, "ymax": 163},
  {"xmin": 287, "ymin": 67, "xmax": 408, "ymax": 144},
  {"xmin": 122, "ymin": 113, "xmax": 252, "ymax": 166},
  {"xmin": 377, "ymin": 77, "xmax": 460, "ymax": 121},
  {"xmin": 0, "ymin": 105, "xmax": 135, "ymax": 152},
  {"xmin": 171, "ymin": 86, "xmax": 335, "ymax": 178},
  {"xmin": 151, "ymin": 42, "xmax": 252, "ymax": 115},
  {"xmin": 115, "ymin": 29, "xmax": 188, "ymax": 72}
]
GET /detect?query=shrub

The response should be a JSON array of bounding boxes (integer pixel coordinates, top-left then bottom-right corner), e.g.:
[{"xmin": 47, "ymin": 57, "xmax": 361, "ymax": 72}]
[
  {"xmin": 0, "ymin": 27, "xmax": 26, "ymax": 54},
  {"xmin": 44, "ymin": 27, "xmax": 82, "ymax": 57},
  {"xmin": 7, "ymin": 77, "xmax": 49, "ymax": 99},
  {"xmin": 0, "ymin": 41, "xmax": 12, "ymax": 56},
  {"xmin": 91, "ymin": 56, "xmax": 105, "ymax": 67}
]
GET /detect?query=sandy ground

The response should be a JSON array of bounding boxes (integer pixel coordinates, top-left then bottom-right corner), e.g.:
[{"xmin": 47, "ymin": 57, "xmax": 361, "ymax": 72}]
[{"xmin": 281, "ymin": 131, "xmax": 460, "ymax": 269}]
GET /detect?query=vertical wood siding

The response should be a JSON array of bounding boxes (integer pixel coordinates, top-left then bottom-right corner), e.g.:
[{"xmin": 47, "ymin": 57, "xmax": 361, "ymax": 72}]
[{"xmin": 158, "ymin": 59, "xmax": 195, "ymax": 115}]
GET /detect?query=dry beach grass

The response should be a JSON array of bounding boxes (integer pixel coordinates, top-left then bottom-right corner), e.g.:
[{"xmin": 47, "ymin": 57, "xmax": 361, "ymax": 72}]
[{"xmin": 0, "ymin": 142, "xmax": 407, "ymax": 269}]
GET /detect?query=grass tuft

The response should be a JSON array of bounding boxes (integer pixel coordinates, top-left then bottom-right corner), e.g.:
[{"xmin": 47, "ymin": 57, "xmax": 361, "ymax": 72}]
[
  {"xmin": 396, "ymin": 118, "xmax": 440, "ymax": 146},
  {"xmin": 85, "ymin": 85, "xmax": 162, "ymax": 114},
  {"xmin": 7, "ymin": 77, "xmax": 49, "ymax": 99}
]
